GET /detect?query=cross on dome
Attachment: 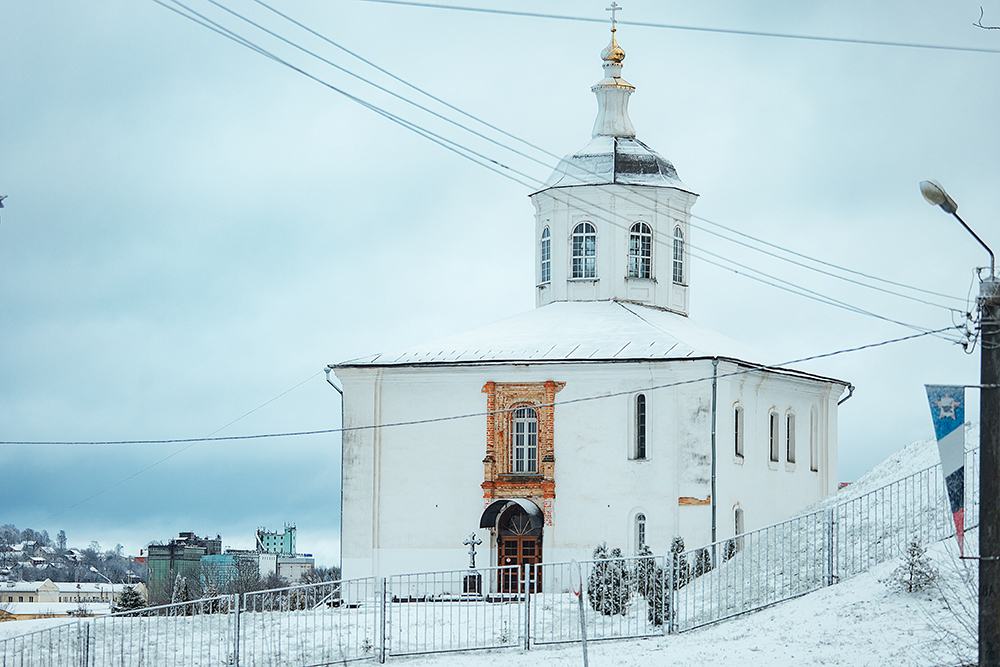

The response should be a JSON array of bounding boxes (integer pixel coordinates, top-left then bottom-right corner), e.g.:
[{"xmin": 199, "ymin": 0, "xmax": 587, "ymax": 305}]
[{"xmin": 607, "ymin": 2, "xmax": 622, "ymax": 30}]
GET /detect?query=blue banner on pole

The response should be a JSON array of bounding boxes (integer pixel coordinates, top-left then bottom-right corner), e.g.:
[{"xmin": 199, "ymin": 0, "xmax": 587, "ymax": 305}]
[{"xmin": 925, "ymin": 384, "xmax": 966, "ymax": 555}]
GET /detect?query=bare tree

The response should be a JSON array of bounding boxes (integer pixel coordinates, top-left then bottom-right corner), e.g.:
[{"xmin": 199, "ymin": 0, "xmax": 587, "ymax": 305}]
[{"xmin": 975, "ymin": 6, "xmax": 1000, "ymax": 29}]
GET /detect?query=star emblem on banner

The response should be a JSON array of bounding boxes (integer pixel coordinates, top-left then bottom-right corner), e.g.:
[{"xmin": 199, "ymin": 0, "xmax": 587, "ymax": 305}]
[{"xmin": 936, "ymin": 393, "xmax": 960, "ymax": 419}]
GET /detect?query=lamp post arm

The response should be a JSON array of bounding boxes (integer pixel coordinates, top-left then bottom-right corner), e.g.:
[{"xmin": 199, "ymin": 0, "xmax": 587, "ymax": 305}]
[{"xmin": 951, "ymin": 210, "xmax": 996, "ymax": 278}]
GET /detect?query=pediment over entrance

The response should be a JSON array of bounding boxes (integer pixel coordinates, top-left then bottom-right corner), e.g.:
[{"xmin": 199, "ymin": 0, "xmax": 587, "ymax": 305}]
[{"xmin": 479, "ymin": 498, "xmax": 544, "ymax": 532}]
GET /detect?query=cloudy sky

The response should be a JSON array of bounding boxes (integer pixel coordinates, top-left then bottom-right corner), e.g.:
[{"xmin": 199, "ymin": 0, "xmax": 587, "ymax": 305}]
[{"xmin": 2, "ymin": 0, "xmax": 998, "ymax": 566}]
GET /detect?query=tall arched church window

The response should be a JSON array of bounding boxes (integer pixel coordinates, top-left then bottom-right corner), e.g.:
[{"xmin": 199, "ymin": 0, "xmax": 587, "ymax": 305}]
[
  {"xmin": 635, "ymin": 394, "xmax": 647, "ymax": 459},
  {"xmin": 635, "ymin": 513, "xmax": 646, "ymax": 550},
  {"xmin": 768, "ymin": 410, "xmax": 780, "ymax": 463},
  {"xmin": 734, "ymin": 405, "xmax": 744, "ymax": 458},
  {"xmin": 540, "ymin": 227, "xmax": 551, "ymax": 284},
  {"xmin": 572, "ymin": 222, "xmax": 597, "ymax": 279},
  {"xmin": 786, "ymin": 412, "xmax": 796, "ymax": 464},
  {"xmin": 672, "ymin": 227, "xmax": 685, "ymax": 284},
  {"xmin": 628, "ymin": 222, "xmax": 652, "ymax": 279},
  {"xmin": 511, "ymin": 406, "xmax": 538, "ymax": 474}
]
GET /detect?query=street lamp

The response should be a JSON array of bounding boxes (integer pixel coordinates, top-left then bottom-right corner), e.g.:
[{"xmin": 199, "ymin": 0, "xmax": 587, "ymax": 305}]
[
  {"xmin": 89, "ymin": 566, "xmax": 116, "ymax": 605},
  {"xmin": 920, "ymin": 180, "xmax": 1000, "ymax": 667},
  {"xmin": 919, "ymin": 180, "xmax": 995, "ymax": 278}
]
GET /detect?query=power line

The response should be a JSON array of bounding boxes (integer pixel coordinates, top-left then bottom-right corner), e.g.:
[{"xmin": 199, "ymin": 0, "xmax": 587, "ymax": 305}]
[
  {"xmin": 3, "ymin": 326, "xmax": 959, "ymax": 447},
  {"xmin": 32, "ymin": 371, "xmax": 325, "ymax": 525},
  {"xmin": 156, "ymin": 0, "xmax": 968, "ymax": 318},
  {"xmin": 151, "ymin": 0, "xmax": 967, "ymax": 340},
  {"xmin": 359, "ymin": 0, "xmax": 1000, "ymax": 56}
]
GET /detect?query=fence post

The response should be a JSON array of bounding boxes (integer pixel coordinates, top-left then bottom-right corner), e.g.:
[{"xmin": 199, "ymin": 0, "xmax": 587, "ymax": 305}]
[
  {"xmin": 826, "ymin": 508, "xmax": 835, "ymax": 587},
  {"xmin": 379, "ymin": 577, "xmax": 387, "ymax": 664},
  {"xmin": 82, "ymin": 620, "xmax": 90, "ymax": 667},
  {"xmin": 667, "ymin": 553, "xmax": 677, "ymax": 635},
  {"xmin": 232, "ymin": 593, "xmax": 241, "ymax": 667},
  {"xmin": 523, "ymin": 566, "xmax": 531, "ymax": 651}
]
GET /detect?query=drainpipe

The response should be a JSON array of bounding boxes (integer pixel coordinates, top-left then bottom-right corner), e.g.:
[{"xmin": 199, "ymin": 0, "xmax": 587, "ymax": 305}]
[
  {"xmin": 711, "ymin": 358, "xmax": 718, "ymax": 548},
  {"xmin": 837, "ymin": 383, "xmax": 855, "ymax": 406},
  {"xmin": 324, "ymin": 366, "xmax": 345, "ymax": 574}
]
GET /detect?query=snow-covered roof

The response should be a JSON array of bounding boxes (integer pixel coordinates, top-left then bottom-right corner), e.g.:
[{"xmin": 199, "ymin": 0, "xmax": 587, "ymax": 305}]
[
  {"xmin": 337, "ymin": 300, "xmax": 844, "ymax": 385},
  {"xmin": 538, "ymin": 136, "xmax": 693, "ymax": 193}
]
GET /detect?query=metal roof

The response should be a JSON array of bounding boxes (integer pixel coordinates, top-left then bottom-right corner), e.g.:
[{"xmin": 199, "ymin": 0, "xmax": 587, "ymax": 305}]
[
  {"xmin": 537, "ymin": 136, "xmax": 694, "ymax": 193},
  {"xmin": 339, "ymin": 301, "xmax": 779, "ymax": 368}
]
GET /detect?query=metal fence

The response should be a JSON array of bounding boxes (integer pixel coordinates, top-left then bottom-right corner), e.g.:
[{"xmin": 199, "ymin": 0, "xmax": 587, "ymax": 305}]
[
  {"xmin": 386, "ymin": 565, "xmax": 522, "ymax": 656},
  {"xmin": 0, "ymin": 446, "xmax": 980, "ymax": 664},
  {"xmin": 530, "ymin": 554, "xmax": 669, "ymax": 645}
]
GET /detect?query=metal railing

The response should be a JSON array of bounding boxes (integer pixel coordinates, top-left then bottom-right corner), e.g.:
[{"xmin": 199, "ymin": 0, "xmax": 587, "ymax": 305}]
[
  {"xmin": 0, "ymin": 445, "xmax": 980, "ymax": 663},
  {"xmin": 386, "ymin": 565, "xmax": 522, "ymax": 656},
  {"xmin": 530, "ymin": 554, "xmax": 669, "ymax": 645},
  {"xmin": 238, "ymin": 577, "xmax": 378, "ymax": 665}
]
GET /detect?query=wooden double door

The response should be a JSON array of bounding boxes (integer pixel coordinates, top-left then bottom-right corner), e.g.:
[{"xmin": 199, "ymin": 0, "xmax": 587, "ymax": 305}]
[{"xmin": 497, "ymin": 506, "xmax": 542, "ymax": 593}]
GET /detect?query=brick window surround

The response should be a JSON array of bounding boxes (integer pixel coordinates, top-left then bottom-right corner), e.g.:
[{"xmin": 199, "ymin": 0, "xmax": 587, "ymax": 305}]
[{"xmin": 481, "ymin": 381, "xmax": 564, "ymax": 526}]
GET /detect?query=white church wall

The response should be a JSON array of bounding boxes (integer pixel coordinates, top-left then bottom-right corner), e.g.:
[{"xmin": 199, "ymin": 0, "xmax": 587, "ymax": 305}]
[
  {"xmin": 715, "ymin": 363, "xmax": 845, "ymax": 540},
  {"xmin": 339, "ymin": 357, "xmax": 843, "ymax": 580}
]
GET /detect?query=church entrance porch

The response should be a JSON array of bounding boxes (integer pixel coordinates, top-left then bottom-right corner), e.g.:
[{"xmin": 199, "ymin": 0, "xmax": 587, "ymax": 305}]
[{"xmin": 496, "ymin": 503, "xmax": 542, "ymax": 593}]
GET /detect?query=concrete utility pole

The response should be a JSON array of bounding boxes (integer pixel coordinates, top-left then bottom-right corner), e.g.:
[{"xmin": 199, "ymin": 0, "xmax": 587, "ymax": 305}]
[
  {"xmin": 920, "ymin": 180, "xmax": 998, "ymax": 667},
  {"xmin": 981, "ymin": 276, "xmax": 999, "ymax": 667}
]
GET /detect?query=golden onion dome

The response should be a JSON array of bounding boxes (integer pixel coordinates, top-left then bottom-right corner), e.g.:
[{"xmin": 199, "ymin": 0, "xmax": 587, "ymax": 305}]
[{"xmin": 601, "ymin": 31, "xmax": 625, "ymax": 64}]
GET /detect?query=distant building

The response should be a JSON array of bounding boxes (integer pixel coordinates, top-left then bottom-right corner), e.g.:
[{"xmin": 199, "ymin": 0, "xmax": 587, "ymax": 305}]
[
  {"xmin": 147, "ymin": 532, "xmax": 222, "ymax": 603},
  {"xmin": 0, "ymin": 579, "xmax": 146, "ymax": 620},
  {"xmin": 200, "ymin": 550, "xmax": 278, "ymax": 592},
  {"xmin": 276, "ymin": 555, "xmax": 314, "ymax": 583},
  {"xmin": 255, "ymin": 525, "xmax": 296, "ymax": 555}
]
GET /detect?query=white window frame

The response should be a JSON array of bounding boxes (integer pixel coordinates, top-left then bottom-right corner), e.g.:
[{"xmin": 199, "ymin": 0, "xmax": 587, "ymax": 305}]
[
  {"xmin": 634, "ymin": 393, "xmax": 647, "ymax": 459},
  {"xmin": 540, "ymin": 227, "xmax": 551, "ymax": 284},
  {"xmin": 810, "ymin": 406, "xmax": 819, "ymax": 472},
  {"xmin": 734, "ymin": 404, "xmax": 744, "ymax": 459},
  {"xmin": 571, "ymin": 222, "xmax": 597, "ymax": 279},
  {"xmin": 628, "ymin": 222, "xmax": 652, "ymax": 279},
  {"xmin": 786, "ymin": 411, "xmax": 796, "ymax": 465},
  {"xmin": 672, "ymin": 226, "xmax": 685, "ymax": 284},
  {"xmin": 768, "ymin": 410, "xmax": 780, "ymax": 463},
  {"xmin": 510, "ymin": 406, "xmax": 538, "ymax": 474}
]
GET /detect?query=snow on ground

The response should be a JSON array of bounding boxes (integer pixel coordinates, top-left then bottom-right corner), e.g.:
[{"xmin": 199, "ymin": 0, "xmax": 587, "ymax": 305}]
[
  {"xmin": 1, "ymin": 432, "xmax": 979, "ymax": 665},
  {"xmin": 390, "ymin": 538, "xmax": 975, "ymax": 667}
]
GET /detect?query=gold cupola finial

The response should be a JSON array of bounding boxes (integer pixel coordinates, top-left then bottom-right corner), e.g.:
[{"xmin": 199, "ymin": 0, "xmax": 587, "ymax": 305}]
[{"xmin": 601, "ymin": 2, "xmax": 625, "ymax": 64}]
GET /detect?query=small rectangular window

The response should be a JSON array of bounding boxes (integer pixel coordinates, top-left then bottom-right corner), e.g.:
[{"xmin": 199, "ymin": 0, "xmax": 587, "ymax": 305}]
[
  {"xmin": 769, "ymin": 412, "xmax": 779, "ymax": 463},
  {"xmin": 734, "ymin": 406, "xmax": 744, "ymax": 458},
  {"xmin": 810, "ymin": 408, "xmax": 819, "ymax": 472},
  {"xmin": 635, "ymin": 394, "xmax": 647, "ymax": 459},
  {"xmin": 786, "ymin": 413, "xmax": 796, "ymax": 463}
]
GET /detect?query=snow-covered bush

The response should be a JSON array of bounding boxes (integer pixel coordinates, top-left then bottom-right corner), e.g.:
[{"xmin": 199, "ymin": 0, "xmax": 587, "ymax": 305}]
[
  {"xmin": 723, "ymin": 539, "xmax": 737, "ymax": 562},
  {"xmin": 884, "ymin": 539, "xmax": 938, "ymax": 593},
  {"xmin": 692, "ymin": 547, "xmax": 713, "ymax": 578},
  {"xmin": 113, "ymin": 585, "xmax": 147, "ymax": 613},
  {"xmin": 670, "ymin": 536, "xmax": 689, "ymax": 589},
  {"xmin": 587, "ymin": 543, "xmax": 630, "ymax": 616},
  {"xmin": 633, "ymin": 544, "xmax": 656, "ymax": 600}
]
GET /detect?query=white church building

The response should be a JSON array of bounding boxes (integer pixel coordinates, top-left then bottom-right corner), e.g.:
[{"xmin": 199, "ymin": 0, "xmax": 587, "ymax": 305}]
[{"xmin": 332, "ymin": 27, "xmax": 850, "ymax": 583}]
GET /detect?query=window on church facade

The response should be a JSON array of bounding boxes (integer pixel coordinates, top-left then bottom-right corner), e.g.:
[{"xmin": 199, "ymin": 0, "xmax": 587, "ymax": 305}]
[
  {"xmin": 511, "ymin": 406, "xmax": 538, "ymax": 474},
  {"xmin": 636, "ymin": 513, "xmax": 646, "ymax": 550},
  {"xmin": 734, "ymin": 404, "xmax": 744, "ymax": 458},
  {"xmin": 810, "ymin": 406, "xmax": 819, "ymax": 471},
  {"xmin": 572, "ymin": 222, "xmax": 597, "ymax": 279},
  {"xmin": 635, "ymin": 394, "xmax": 647, "ymax": 459},
  {"xmin": 628, "ymin": 222, "xmax": 652, "ymax": 279},
  {"xmin": 768, "ymin": 410, "xmax": 779, "ymax": 463},
  {"xmin": 786, "ymin": 412, "xmax": 796, "ymax": 464},
  {"xmin": 540, "ymin": 227, "xmax": 551, "ymax": 284},
  {"xmin": 735, "ymin": 506, "xmax": 745, "ymax": 539},
  {"xmin": 672, "ymin": 226, "xmax": 684, "ymax": 284}
]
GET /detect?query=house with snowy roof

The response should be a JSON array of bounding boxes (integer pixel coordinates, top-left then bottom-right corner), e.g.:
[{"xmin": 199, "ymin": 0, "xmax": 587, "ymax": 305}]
[{"xmin": 331, "ymin": 26, "xmax": 849, "ymax": 585}]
